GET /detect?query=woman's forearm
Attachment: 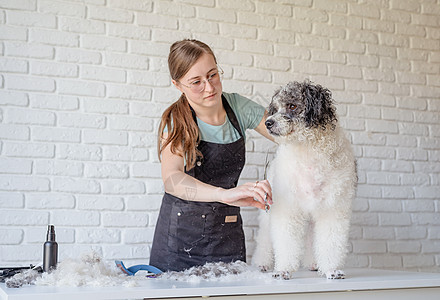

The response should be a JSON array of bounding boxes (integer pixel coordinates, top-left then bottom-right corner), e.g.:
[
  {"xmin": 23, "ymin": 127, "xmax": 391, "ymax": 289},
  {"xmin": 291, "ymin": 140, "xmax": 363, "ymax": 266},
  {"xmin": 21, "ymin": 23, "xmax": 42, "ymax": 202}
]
[
  {"xmin": 163, "ymin": 170, "xmax": 224, "ymax": 202},
  {"xmin": 162, "ymin": 170, "xmax": 272, "ymax": 210}
]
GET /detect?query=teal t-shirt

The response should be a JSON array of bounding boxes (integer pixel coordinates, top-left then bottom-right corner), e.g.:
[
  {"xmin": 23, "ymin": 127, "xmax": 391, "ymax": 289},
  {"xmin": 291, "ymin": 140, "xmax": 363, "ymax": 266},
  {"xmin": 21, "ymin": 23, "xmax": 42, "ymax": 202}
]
[{"xmin": 196, "ymin": 92, "xmax": 265, "ymax": 143}]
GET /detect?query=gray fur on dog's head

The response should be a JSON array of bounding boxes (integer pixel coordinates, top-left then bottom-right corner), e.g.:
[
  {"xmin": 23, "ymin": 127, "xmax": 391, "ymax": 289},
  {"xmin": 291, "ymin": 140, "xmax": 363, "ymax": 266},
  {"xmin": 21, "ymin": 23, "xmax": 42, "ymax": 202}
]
[{"xmin": 265, "ymin": 80, "xmax": 337, "ymax": 137}]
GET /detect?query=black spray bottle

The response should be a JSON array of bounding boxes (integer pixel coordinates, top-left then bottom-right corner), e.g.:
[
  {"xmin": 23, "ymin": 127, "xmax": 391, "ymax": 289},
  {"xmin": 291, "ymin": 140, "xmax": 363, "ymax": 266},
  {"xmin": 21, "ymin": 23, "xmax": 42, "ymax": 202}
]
[{"xmin": 43, "ymin": 225, "xmax": 58, "ymax": 272}]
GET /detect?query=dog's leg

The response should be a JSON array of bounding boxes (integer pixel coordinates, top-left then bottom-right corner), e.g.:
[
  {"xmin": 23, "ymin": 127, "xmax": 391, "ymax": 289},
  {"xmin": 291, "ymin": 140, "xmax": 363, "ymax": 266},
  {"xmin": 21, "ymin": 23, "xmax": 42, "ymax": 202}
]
[
  {"xmin": 302, "ymin": 221, "xmax": 318, "ymax": 271},
  {"xmin": 313, "ymin": 211, "xmax": 350, "ymax": 279},
  {"xmin": 252, "ymin": 211, "xmax": 274, "ymax": 271},
  {"xmin": 271, "ymin": 209, "xmax": 306, "ymax": 279}
]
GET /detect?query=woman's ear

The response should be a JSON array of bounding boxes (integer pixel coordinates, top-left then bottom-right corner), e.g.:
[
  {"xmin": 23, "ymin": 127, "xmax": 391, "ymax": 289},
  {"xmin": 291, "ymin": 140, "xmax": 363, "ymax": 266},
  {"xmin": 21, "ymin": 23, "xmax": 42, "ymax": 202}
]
[{"xmin": 172, "ymin": 79, "xmax": 184, "ymax": 94}]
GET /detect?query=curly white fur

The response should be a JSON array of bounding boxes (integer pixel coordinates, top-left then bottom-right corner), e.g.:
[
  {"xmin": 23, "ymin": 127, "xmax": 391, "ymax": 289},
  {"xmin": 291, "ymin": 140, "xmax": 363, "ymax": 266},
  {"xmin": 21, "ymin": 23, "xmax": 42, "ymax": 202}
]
[{"xmin": 252, "ymin": 81, "xmax": 357, "ymax": 280}]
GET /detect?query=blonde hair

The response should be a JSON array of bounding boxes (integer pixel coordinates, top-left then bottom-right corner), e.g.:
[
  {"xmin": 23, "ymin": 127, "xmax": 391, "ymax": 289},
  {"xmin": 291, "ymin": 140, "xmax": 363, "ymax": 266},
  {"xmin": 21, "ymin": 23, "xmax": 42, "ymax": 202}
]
[{"xmin": 157, "ymin": 39, "xmax": 217, "ymax": 171}]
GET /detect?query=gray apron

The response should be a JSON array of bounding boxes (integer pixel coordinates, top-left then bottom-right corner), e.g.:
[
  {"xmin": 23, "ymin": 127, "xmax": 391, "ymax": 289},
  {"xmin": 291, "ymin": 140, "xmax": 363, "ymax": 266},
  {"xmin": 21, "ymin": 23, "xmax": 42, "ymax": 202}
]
[{"xmin": 149, "ymin": 96, "xmax": 246, "ymax": 272}]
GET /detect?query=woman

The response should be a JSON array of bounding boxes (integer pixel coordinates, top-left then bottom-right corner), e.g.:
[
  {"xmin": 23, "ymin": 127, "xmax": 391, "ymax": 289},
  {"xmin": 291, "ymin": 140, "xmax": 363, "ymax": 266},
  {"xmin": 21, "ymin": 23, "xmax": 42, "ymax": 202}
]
[{"xmin": 150, "ymin": 39, "xmax": 274, "ymax": 272}]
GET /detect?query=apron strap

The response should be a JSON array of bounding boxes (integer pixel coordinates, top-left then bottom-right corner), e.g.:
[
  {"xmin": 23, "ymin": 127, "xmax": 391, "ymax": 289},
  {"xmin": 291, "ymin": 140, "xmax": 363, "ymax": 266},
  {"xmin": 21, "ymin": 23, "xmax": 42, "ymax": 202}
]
[{"xmin": 222, "ymin": 95, "xmax": 244, "ymax": 138}]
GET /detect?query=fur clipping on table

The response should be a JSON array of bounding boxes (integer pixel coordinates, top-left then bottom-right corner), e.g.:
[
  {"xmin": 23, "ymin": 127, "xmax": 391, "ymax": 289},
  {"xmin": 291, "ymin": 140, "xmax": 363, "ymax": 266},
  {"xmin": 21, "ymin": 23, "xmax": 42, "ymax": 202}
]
[
  {"xmin": 35, "ymin": 251, "xmax": 139, "ymax": 287},
  {"xmin": 5, "ymin": 269, "xmax": 41, "ymax": 288},
  {"xmin": 159, "ymin": 261, "xmax": 274, "ymax": 283},
  {"xmin": 5, "ymin": 251, "xmax": 140, "ymax": 288}
]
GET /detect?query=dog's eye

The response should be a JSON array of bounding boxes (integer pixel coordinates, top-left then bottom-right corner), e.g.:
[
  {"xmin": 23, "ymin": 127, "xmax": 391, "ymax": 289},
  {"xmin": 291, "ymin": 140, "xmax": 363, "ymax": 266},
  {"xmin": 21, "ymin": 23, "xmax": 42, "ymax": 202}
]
[{"xmin": 288, "ymin": 104, "xmax": 297, "ymax": 111}]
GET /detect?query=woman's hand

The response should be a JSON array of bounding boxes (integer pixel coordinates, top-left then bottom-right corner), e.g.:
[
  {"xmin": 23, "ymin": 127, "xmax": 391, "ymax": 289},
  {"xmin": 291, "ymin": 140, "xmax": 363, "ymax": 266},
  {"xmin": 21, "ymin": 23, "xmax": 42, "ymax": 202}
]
[{"xmin": 217, "ymin": 180, "xmax": 273, "ymax": 210}]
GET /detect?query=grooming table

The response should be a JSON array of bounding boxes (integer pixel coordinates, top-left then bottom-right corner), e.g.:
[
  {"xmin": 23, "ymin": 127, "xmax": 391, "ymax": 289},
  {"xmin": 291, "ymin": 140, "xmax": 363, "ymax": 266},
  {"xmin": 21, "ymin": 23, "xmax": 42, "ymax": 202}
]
[{"xmin": 1, "ymin": 268, "xmax": 440, "ymax": 300}]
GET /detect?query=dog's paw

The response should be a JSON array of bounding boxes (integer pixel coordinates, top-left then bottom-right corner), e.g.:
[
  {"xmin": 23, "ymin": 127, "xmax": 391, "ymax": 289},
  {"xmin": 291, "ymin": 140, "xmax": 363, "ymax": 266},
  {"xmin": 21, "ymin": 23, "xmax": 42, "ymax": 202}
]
[
  {"xmin": 272, "ymin": 271, "xmax": 293, "ymax": 280},
  {"xmin": 325, "ymin": 270, "xmax": 345, "ymax": 280},
  {"xmin": 308, "ymin": 263, "xmax": 319, "ymax": 271},
  {"xmin": 259, "ymin": 265, "xmax": 271, "ymax": 273}
]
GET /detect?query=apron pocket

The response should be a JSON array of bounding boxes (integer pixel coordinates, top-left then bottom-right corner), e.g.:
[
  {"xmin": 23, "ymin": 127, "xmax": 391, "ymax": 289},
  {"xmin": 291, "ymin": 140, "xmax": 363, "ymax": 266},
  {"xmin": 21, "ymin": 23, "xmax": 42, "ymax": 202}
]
[
  {"xmin": 210, "ymin": 206, "xmax": 245, "ymax": 258},
  {"xmin": 168, "ymin": 203, "xmax": 210, "ymax": 256}
]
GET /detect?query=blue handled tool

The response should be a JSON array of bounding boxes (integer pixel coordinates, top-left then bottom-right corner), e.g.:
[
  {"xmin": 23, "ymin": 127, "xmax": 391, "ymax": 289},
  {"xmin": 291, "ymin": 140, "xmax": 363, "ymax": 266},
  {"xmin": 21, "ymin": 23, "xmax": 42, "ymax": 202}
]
[{"xmin": 115, "ymin": 260, "xmax": 162, "ymax": 278}]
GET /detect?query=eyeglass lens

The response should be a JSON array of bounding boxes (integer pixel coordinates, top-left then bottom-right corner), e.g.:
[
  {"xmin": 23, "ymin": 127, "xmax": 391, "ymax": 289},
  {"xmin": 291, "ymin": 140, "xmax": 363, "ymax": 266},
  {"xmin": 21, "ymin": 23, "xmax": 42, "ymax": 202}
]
[{"xmin": 191, "ymin": 71, "xmax": 222, "ymax": 92}]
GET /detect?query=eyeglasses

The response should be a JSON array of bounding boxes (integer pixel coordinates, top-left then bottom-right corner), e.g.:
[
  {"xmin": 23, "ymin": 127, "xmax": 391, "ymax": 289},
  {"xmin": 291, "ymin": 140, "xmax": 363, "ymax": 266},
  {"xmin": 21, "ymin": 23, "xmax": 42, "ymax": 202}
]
[{"xmin": 178, "ymin": 67, "xmax": 224, "ymax": 93}]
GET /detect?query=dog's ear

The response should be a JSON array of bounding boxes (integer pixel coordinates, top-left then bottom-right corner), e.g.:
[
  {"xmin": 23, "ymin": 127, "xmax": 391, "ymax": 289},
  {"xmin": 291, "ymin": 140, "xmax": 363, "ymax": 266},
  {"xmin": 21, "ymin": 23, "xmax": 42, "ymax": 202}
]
[{"xmin": 302, "ymin": 82, "xmax": 337, "ymax": 129}]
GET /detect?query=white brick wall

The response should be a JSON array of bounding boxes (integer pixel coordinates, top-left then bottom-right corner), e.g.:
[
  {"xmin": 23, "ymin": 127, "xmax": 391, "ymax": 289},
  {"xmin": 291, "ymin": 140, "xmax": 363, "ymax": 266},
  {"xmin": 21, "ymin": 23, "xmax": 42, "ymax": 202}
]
[{"xmin": 0, "ymin": 0, "xmax": 439, "ymax": 272}]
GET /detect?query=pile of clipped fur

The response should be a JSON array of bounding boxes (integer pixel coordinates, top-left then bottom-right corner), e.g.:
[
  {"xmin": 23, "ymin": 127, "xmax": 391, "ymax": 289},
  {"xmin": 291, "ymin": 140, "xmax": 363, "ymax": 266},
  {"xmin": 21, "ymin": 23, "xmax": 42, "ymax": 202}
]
[
  {"xmin": 6, "ymin": 252, "xmax": 138, "ymax": 288},
  {"xmin": 158, "ymin": 261, "xmax": 274, "ymax": 283},
  {"xmin": 6, "ymin": 253, "xmax": 275, "ymax": 288},
  {"xmin": 35, "ymin": 252, "xmax": 138, "ymax": 287},
  {"xmin": 5, "ymin": 269, "xmax": 41, "ymax": 288}
]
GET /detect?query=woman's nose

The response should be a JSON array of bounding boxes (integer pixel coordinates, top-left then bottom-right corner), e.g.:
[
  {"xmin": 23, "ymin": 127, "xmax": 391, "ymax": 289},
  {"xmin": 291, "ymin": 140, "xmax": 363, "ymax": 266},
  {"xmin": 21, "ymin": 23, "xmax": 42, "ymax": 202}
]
[{"xmin": 204, "ymin": 79, "xmax": 215, "ymax": 92}]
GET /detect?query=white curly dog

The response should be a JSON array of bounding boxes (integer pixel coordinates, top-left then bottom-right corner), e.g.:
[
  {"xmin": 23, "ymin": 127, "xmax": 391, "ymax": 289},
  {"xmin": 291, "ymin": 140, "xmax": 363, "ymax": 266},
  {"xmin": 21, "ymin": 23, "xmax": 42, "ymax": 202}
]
[{"xmin": 252, "ymin": 81, "xmax": 357, "ymax": 280}]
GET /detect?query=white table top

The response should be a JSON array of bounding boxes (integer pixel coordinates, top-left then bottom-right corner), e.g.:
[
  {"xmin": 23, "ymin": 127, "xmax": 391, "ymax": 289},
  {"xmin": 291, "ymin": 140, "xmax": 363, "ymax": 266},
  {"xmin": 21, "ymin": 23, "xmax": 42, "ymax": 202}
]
[{"xmin": 1, "ymin": 268, "xmax": 440, "ymax": 300}]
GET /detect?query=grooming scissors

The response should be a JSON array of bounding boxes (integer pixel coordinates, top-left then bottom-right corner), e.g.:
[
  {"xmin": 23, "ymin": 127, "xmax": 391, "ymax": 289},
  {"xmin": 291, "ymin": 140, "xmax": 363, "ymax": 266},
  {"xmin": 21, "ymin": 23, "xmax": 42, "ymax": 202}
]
[{"xmin": 263, "ymin": 151, "xmax": 270, "ymax": 213}]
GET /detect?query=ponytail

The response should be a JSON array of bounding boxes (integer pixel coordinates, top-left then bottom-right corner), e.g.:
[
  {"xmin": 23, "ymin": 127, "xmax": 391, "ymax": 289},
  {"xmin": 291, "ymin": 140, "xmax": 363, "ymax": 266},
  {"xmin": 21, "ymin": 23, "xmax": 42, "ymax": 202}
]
[{"xmin": 157, "ymin": 94, "xmax": 201, "ymax": 171}]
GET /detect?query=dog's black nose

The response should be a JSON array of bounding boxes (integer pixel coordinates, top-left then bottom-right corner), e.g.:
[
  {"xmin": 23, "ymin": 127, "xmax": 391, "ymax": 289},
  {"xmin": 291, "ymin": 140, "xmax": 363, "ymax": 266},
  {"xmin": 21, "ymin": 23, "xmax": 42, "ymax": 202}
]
[{"xmin": 265, "ymin": 119, "xmax": 275, "ymax": 129}]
